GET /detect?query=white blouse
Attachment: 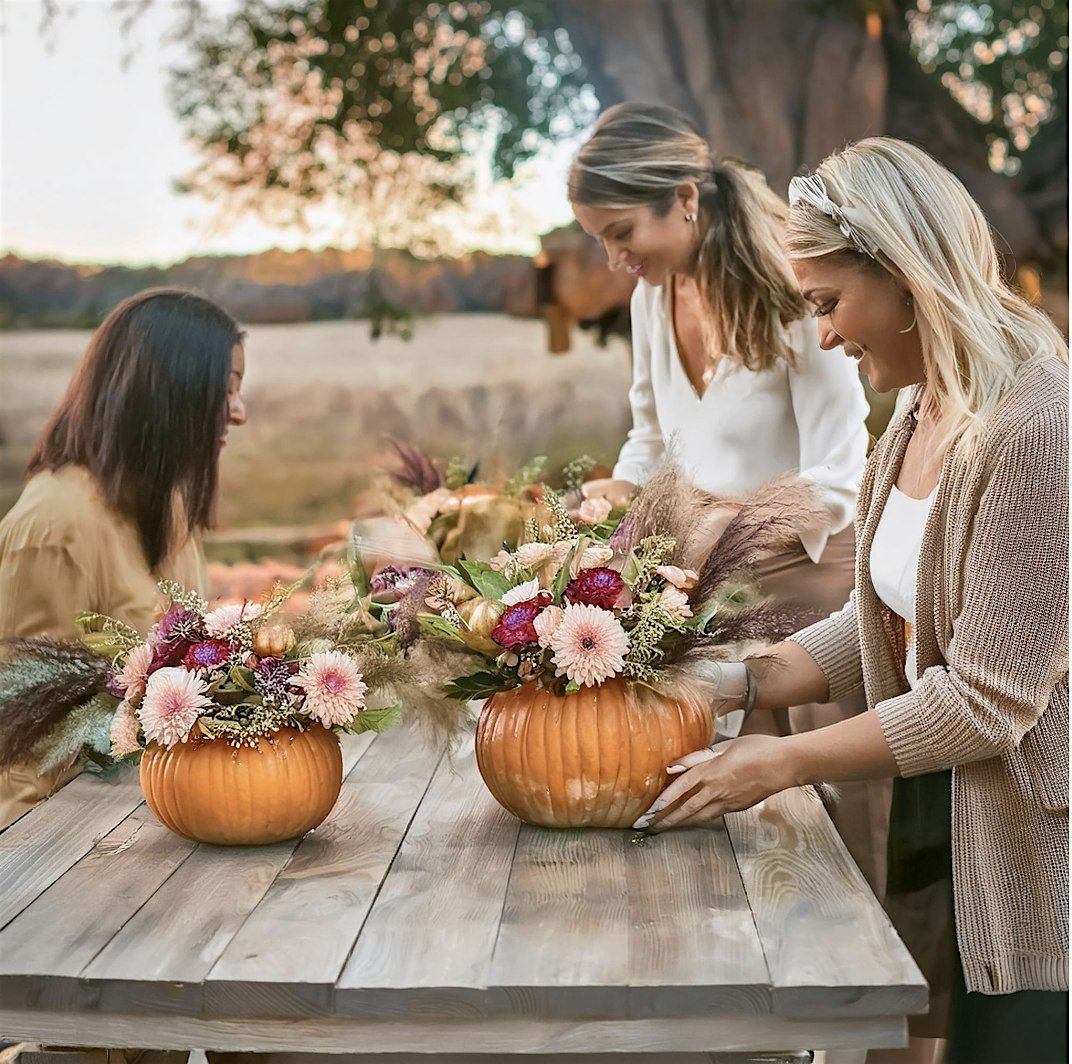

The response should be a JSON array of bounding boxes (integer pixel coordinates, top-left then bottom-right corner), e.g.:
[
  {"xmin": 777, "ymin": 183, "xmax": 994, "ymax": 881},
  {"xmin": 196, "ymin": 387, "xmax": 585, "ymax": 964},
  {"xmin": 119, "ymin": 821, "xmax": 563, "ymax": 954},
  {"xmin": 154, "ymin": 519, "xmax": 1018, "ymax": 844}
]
[
  {"xmin": 612, "ymin": 281, "xmax": 870, "ymax": 563},
  {"xmin": 870, "ymin": 483, "xmax": 937, "ymax": 688}
]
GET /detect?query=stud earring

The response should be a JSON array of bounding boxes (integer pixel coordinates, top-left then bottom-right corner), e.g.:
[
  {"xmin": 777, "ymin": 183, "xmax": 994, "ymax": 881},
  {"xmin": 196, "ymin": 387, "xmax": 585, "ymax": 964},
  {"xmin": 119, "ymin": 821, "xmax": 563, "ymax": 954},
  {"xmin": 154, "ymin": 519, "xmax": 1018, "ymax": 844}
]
[{"xmin": 685, "ymin": 212, "xmax": 696, "ymax": 223}]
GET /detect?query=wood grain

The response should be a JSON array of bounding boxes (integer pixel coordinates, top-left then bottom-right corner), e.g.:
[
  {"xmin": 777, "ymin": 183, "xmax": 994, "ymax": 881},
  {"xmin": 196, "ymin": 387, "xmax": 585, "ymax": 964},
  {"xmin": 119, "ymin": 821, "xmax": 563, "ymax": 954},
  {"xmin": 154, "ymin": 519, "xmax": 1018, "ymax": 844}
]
[
  {"xmin": 0, "ymin": 771, "xmax": 144, "ymax": 929},
  {"xmin": 204, "ymin": 724, "xmax": 441, "ymax": 1016},
  {"xmin": 0, "ymin": 1008, "xmax": 909, "ymax": 1053},
  {"xmin": 334, "ymin": 743, "xmax": 521, "ymax": 1016},
  {"xmin": 725, "ymin": 786, "xmax": 927, "ymax": 1017}
]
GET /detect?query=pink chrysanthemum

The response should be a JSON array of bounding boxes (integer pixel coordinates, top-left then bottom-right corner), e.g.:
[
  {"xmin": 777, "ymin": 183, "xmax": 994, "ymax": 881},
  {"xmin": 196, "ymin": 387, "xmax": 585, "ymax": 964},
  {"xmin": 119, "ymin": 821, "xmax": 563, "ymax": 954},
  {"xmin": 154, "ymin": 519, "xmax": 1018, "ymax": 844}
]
[
  {"xmin": 115, "ymin": 642, "xmax": 153, "ymax": 702},
  {"xmin": 292, "ymin": 651, "xmax": 367, "ymax": 727},
  {"xmin": 139, "ymin": 667, "xmax": 213, "ymax": 748},
  {"xmin": 533, "ymin": 605, "xmax": 565, "ymax": 648},
  {"xmin": 110, "ymin": 700, "xmax": 142, "ymax": 758},
  {"xmin": 204, "ymin": 602, "xmax": 262, "ymax": 636},
  {"xmin": 549, "ymin": 603, "xmax": 629, "ymax": 688}
]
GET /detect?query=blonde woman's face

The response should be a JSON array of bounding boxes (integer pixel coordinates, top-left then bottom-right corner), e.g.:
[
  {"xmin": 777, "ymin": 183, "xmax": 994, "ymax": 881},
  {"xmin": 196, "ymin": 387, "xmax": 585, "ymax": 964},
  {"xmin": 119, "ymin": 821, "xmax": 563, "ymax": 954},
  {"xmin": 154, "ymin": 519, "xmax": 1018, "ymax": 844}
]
[
  {"xmin": 572, "ymin": 188, "xmax": 699, "ymax": 286},
  {"xmin": 791, "ymin": 255, "xmax": 925, "ymax": 393}
]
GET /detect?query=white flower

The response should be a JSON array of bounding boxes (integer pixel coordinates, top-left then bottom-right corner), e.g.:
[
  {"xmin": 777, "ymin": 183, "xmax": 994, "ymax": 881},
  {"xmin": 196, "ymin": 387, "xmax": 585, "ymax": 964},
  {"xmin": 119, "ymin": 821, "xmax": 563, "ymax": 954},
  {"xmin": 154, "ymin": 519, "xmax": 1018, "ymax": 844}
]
[
  {"xmin": 516, "ymin": 542, "xmax": 555, "ymax": 570},
  {"xmin": 292, "ymin": 651, "xmax": 368, "ymax": 727},
  {"xmin": 656, "ymin": 565, "xmax": 699, "ymax": 590},
  {"xmin": 204, "ymin": 602, "xmax": 262, "ymax": 636},
  {"xmin": 115, "ymin": 641, "xmax": 152, "ymax": 702},
  {"xmin": 577, "ymin": 496, "xmax": 613, "ymax": 525},
  {"xmin": 501, "ymin": 578, "xmax": 541, "ymax": 607},
  {"xmin": 489, "ymin": 549, "xmax": 517, "ymax": 573},
  {"xmin": 549, "ymin": 603, "xmax": 629, "ymax": 688},
  {"xmin": 573, "ymin": 544, "xmax": 614, "ymax": 574},
  {"xmin": 533, "ymin": 605, "xmax": 565, "ymax": 648},
  {"xmin": 139, "ymin": 668, "xmax": 213, "ymax": 748},
  {"xmin": 659, "ymin": 585, "xmax": 693, "ymax": 622}
]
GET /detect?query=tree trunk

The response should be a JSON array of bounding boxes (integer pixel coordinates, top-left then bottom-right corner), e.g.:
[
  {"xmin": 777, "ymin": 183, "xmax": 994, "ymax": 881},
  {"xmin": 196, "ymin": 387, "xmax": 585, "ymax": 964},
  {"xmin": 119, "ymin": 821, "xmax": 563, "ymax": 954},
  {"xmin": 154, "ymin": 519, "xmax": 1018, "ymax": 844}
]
[{"xmin": 552, "ymin": 0, "xmax": 1065, "ymax": 269}]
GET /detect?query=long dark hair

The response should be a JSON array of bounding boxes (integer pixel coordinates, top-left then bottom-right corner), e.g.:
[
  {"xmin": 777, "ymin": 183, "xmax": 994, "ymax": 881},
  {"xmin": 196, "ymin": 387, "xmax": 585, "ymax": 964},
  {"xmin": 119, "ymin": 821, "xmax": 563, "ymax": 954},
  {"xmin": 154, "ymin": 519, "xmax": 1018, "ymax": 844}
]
[
  {"xmin": 569, "ymin": 102, "xmax": 806, "ymax": 371},
  {"xmin": 28, "ymin": 288, "xmax": 243, "ymax": 568}
]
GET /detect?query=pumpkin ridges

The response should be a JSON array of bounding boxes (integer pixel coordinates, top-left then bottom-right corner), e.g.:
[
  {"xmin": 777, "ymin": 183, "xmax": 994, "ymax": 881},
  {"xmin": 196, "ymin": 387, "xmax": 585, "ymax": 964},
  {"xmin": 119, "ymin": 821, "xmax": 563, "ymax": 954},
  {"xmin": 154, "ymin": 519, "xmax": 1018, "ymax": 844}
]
[
  {"xmin": 140, "ymin": 726, "xmax": 342, "ymax": 845},
  {"xmin": 475, "ymin": 680, "xmax": 713, "ymax": 829}
]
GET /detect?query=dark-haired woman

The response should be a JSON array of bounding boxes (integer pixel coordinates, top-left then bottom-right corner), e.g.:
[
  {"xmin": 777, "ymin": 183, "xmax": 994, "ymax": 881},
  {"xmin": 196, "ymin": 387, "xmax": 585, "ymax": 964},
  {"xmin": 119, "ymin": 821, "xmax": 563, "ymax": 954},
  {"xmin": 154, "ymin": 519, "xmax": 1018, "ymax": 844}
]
[
  {"xmin": 0, "ymin": 287, "xmax": 246, "ymax": 828},
  {"xmin": 569, "ymin": 102, "xmax": 889, "ymax": 893}
]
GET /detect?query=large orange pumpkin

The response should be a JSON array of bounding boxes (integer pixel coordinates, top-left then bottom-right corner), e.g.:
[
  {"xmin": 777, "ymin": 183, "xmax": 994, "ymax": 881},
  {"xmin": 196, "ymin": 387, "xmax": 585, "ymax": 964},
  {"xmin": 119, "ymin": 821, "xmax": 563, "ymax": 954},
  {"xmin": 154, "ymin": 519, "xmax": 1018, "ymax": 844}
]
[
  {"xmin": 140, "ymin": 725, "xmax": 343, "ymax": 845},
  {"xmin": 475, "ymin": 679, "xmax": 713, "ymax": 828}
]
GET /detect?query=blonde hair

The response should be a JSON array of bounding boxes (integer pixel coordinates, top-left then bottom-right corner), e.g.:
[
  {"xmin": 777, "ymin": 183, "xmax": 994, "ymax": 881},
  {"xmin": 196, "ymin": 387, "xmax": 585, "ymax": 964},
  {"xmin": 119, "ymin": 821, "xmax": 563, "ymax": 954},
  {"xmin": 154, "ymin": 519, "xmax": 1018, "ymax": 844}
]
[
  {"xmin": 569, "ymin": 102, "xmax": 806, "ymax": 372},
  {"xmin": 786, "ymin": 136, "xmax": 1067, "ymax": 453}
]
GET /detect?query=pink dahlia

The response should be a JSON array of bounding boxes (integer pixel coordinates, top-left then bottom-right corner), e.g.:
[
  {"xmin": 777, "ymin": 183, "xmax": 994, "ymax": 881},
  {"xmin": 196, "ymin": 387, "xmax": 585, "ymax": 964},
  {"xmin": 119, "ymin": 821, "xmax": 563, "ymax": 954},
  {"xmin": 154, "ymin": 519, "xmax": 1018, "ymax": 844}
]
[
  {"xmin": 563, "ymin": 567, "xmax": 626, "ymax": 610},
  {"xmin": 114, "ymin": 642, "xmax": 153, "ymax": 702},
  {"xmin": 139, "ymin": 667, "xmax": 213, "ymax": 748},
  {"xmin": 109, "ymin": 700, "xmax": 142, "ymax": 758},
  {"xmin": 533, "ymin": 604, "xmax": 565, "ymax": 648},
  {"xmin": 549, "ymin": 603, "xmax": 629, "ymax": 688},
  {"xmin": 492, "ymin": 593, "xmax": 552, "ymax": 649},
  {"xmin": 204, "ymin": 602, "xmax": 262, "ymax": 636},
  {"xmin": 292, "ymin": 651, "xmax": 367, "ymax": 727}
]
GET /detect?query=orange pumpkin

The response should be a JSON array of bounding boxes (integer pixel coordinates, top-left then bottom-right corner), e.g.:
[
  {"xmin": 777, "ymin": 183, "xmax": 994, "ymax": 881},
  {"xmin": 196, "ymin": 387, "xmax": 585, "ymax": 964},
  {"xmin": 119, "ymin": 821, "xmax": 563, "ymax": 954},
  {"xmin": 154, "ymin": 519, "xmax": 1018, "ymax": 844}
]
[
  {"xmin": 475, "ymin": 678, "xmax": 713, "ymax": 828},
  {"xmin": 140, "ymin": 725, "xmax": 343, "ymax": 845}
]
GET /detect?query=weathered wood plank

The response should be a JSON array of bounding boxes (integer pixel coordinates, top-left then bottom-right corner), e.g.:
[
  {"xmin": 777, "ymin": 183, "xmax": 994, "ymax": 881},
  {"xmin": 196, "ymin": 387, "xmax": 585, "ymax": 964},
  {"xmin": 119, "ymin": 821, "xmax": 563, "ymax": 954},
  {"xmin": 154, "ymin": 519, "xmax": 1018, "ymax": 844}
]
[
  {"xmin": 724, "ymin": 786, "xmax": 927, "ymax": 1017},
  {"xmin": 334, "ymin": 742, "xmax": 521, "ymax": 1016},
  {"xmin": 624, "ymin": 822, "xmax": 772, "ymax": 1017},
  {"xmin": 204, "ymin": 724, "xmax": 442, "ymax": 1016},
  {"xmin": 0, "ymin": 805, "xmax": 196, "ymax": 1009},
  {"xmin": 0, "ymin": 1008, "xmax": 909, "ymax": 1053},
  {"xmin": 0, "ymin": 771, "xmax": 144, "ymax": 930}
]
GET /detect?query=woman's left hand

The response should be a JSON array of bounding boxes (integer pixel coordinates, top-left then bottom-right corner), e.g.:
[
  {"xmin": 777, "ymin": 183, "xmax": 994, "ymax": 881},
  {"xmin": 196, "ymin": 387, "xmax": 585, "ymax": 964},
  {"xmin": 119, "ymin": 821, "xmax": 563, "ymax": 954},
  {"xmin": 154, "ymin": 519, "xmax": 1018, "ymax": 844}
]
[{"xmin": 632, "ymin": 734, "xmax": 798, "ymax": 831}]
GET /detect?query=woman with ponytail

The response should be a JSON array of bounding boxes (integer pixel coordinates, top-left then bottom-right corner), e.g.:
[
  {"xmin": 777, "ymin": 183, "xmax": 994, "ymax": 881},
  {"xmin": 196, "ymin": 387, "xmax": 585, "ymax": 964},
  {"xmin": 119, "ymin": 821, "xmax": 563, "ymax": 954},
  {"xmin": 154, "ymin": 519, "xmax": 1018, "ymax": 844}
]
[{"xmin": 569, "ymin": 102, "xmax": 889, "ymax": 893}]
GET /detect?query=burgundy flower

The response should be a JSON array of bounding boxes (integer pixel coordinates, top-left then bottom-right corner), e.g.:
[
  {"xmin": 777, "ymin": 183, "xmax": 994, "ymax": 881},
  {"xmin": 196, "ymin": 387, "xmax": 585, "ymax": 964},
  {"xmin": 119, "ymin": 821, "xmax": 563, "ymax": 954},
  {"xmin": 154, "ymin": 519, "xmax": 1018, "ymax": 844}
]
[
  {"xmin": 152, "ymin": 604, "xmax": 203, "ymax": 646},
  {"xmin": 563, "ymin": 567, "xmax": 626, "ymax": 610},
  {"xmin": 182, "ymin": 639, "xmax": 233, "ymax": 671},
  {"xmin": 148, "ymin": 638, "xmax": 192, "ymax": 675},
  {"xmin": 492, "ymin": 593, "xmax": 553, "ymax": 649}
]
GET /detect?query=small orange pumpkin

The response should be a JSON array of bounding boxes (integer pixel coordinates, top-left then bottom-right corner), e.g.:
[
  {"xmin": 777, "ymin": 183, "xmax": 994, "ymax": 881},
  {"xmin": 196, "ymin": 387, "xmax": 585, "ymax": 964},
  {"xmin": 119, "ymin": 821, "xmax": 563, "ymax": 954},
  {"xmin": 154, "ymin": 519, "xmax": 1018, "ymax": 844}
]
[
  {"xmin": 140, "ymin": 725, "xmax": 343, "ymax": 845},
  {"xmin": 475, "ymin": 678, "xmax": 713, "ymax": 828}
]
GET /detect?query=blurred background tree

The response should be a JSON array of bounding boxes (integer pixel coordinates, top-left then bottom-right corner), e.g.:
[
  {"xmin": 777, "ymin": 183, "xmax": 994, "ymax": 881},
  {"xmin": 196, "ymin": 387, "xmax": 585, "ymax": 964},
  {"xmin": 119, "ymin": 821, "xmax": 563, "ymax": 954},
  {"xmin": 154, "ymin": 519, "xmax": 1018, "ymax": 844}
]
[{"xmin": 39, "ymin": 0, "xmax": 1070, "ymax": 278}]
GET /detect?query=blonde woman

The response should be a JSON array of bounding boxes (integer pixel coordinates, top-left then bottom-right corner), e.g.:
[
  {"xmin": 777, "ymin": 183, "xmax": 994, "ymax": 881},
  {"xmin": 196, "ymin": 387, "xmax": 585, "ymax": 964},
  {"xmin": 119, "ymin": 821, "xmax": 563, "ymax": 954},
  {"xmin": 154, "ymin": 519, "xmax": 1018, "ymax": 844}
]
[
  {"xmin": 568, "ymin": 102, "xmax": 889, "ymax": 893},
  {"xmin": 639, "ymin": 138, "xmax": 1068, "ymax": 1064}
]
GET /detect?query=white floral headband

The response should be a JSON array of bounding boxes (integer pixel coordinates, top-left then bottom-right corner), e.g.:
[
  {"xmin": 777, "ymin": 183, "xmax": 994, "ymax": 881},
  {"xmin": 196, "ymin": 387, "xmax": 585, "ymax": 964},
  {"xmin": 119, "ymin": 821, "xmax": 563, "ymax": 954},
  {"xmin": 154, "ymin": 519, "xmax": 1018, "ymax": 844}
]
[{"xmin": 788, "ymin": 173, "xmax": 879, "ymax": 259}]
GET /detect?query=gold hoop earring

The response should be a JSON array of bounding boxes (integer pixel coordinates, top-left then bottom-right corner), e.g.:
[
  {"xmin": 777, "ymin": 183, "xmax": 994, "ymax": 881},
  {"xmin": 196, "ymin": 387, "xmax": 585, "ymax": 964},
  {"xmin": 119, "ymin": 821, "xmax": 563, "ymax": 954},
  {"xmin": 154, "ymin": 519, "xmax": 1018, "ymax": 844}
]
[{"xmin": 898, "ymin": 297, "xmax": 916, "ymax": 334}]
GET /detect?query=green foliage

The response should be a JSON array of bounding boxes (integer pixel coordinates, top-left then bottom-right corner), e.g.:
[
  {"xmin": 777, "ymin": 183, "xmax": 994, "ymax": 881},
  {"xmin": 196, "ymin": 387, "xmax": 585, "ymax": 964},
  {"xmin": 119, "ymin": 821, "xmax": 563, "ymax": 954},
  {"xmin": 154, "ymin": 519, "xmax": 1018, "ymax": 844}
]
[
  {"xmin": 342, "ymin": 704, "xmax": 403, "ymax": 733},
  {"xmin": 504, "ymin": 455, "xmax": 546, "ymax": 497},
  {"xmin": 455, "ymin": 559, "xmax": 512, "ymax": 600},
  {"xmin": 170, "ymin": 0, "xmax": 595, "ymax": 238},
  {"xmin": 903, "ymin": 0, "xmax": 1067, "ymax": 171},
  {"xmin": 442, "ymin": 669, "xmax": 515, "ymax": 700},
  {"xmin": 559, "ymin": 454, "xmax": 597, "ymax": 492}
]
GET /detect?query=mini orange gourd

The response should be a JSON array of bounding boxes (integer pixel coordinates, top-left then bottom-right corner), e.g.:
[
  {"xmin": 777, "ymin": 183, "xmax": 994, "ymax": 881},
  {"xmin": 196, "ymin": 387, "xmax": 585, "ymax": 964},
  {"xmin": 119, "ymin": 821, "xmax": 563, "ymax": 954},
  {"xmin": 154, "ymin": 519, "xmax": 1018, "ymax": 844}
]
[
  {"xmin": 475, "ymin": 678, "xmax": 713, "ymax": 828},
  {"xmin": 139, "ymin": 724, "xmax": 343, "ymax": 845}
]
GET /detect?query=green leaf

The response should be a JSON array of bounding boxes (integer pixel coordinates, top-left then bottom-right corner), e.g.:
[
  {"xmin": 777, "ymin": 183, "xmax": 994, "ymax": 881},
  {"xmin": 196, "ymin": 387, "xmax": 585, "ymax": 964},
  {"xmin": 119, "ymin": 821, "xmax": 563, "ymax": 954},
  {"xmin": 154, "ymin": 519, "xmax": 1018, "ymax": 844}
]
[
  {"xmin": 418, "ymin": 614, "xmax": 467, "ymax": 644},
  {"xmin": 229, "ymin": 665, "xmax": 258, "ymax": 693},
  {"xmin": 620, "ymin": 550, "xmax": 641, "ymax": 587},
  {"xmin": 442, "ymin": 669, "xmax": 514, "ymax": 701},
  {"xmin": 564, "ymin": 680, "xmax": 581, "ymax": 695},
  {"xmin": 553, "ymin": 544, "xmax": 578, "ymax": 600},
  {"xmin": 344, "ymin": 704, "xmax": 402, "ymax": 734},
  {"xmin": 456, "ymin": 560, "xmax": 511, "ymax": 600}
]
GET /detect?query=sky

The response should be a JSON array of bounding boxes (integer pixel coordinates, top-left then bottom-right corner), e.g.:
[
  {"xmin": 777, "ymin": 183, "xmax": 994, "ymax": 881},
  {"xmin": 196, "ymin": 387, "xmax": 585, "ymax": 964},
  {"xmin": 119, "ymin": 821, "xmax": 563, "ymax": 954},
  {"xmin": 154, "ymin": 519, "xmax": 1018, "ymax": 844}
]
[{"xmin": 0, "ymin": 0, "xmax": 580, "ymax": 266}]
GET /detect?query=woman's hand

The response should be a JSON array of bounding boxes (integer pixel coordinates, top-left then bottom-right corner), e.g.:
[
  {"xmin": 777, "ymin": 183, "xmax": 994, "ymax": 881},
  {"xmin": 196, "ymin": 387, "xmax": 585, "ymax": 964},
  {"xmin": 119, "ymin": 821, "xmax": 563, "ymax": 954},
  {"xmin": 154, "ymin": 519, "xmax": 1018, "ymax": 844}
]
[
  {"xmin": 632, "ymin": 734, "xmax": 799, "ymax": 831},
  {"xmin": 580, "ymin": 478, "xmax": 636, "ymax": 509}
]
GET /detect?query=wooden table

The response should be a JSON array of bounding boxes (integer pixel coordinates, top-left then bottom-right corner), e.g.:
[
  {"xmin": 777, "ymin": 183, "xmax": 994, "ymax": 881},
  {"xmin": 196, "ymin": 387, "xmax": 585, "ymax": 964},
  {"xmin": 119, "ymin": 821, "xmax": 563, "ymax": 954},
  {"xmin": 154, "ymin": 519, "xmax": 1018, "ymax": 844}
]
[{"xmin": 0, "ymin": 725, "xmax": 926, "ymax": 1059}]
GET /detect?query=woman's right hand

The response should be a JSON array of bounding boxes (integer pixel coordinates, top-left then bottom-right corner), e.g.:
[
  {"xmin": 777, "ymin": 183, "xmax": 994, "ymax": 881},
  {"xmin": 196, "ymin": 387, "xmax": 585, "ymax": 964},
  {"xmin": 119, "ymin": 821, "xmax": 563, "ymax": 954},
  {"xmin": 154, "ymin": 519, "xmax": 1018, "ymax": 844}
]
[{"xmin": 580, "ymin": 478, "xmax": 636, "ymax": 509}]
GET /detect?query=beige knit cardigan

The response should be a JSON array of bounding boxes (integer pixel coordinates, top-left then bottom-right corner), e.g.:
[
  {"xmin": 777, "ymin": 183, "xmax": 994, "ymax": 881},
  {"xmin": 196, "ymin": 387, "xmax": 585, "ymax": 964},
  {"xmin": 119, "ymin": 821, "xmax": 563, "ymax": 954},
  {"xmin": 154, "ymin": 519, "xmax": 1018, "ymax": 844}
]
[{"xmin": 789, "ymin": 356, "xmax": 1068, "ymax": 995}]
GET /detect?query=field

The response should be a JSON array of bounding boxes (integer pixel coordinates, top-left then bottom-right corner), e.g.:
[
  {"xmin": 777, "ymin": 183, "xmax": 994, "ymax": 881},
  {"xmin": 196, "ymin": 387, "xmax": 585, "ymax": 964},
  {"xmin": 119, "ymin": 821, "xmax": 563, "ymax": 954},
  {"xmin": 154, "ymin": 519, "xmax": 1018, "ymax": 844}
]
[{"xmin": 0, "ymin": 315, "xmax": 634, "ymax": 561}]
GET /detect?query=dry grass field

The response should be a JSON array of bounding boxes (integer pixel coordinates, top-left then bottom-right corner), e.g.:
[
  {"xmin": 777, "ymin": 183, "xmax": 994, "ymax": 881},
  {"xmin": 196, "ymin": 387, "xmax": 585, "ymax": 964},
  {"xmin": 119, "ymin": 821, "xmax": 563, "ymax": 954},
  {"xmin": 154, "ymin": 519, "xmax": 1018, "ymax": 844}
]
[{"xmin": 1, "ymin": 315, "xmax": 634, "ymax": 562}]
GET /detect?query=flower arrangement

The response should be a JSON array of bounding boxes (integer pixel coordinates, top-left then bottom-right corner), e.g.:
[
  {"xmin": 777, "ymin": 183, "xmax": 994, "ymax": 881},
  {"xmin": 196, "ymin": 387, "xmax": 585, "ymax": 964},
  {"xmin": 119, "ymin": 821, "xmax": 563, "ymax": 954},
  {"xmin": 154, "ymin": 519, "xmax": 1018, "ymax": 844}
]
[
  {"xmin": 399, "ymin": 463, "xmax": 828, "ymax": 704},
  {"xmin": 0, "ymin": 573, "xmax": 411, "ymax": 778}
]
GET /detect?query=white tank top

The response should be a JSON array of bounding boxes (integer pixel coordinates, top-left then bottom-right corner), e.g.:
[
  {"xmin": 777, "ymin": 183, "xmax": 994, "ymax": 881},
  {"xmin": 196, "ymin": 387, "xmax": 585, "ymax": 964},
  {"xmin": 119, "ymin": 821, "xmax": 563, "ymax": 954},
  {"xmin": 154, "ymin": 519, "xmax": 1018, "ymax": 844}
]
[{"xmin": 870, "ymin": 484, "xmax": 937, "ymax": 689}]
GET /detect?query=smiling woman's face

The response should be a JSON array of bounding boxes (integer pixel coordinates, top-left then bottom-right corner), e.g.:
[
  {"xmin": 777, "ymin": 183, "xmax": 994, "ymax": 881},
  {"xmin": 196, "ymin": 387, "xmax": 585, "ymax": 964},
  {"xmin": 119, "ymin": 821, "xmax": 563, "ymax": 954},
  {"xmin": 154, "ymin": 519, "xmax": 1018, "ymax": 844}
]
[
  {"xmin": 791, "ymin": 254, "xmax": 926, "ymax": 393},
  {"xmin": 572, "ymin": 188, "xmax": 698, "ymax": 287}
]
